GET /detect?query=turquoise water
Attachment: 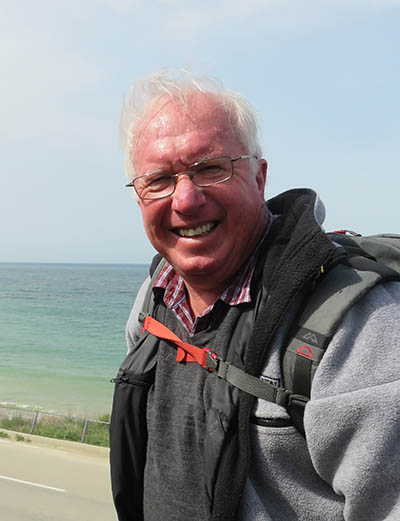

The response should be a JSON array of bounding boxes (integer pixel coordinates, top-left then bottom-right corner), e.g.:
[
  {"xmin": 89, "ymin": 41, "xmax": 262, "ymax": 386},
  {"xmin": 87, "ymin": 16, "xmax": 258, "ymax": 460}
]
[{"xmin": 0, "ymin": 263, "xmax": 149, "ymax": 417}]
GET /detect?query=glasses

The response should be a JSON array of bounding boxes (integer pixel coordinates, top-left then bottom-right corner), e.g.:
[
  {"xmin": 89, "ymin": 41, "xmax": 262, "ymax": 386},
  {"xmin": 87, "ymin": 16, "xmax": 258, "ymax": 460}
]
[{"xmin": 126, "ymin": 155, "xmax": 258, "ymax": 200}]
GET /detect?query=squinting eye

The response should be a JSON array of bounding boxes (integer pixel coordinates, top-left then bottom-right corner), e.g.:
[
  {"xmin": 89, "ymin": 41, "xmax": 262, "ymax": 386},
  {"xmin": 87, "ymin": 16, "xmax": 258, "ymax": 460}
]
[
  {"xmin": 148, "ymin": 174, "xmax": 171, "ymax": 186},
  {"xmin": 197, "ymin": 166, "xmax": 223, "ymax": 176},
  {"xmin": 193, "ymin": 158, "xmax": 230, "ymax": 172},
  {"xmin": 200, "ymin": 165, "xmax": 221, "ymax": 171},
  {"xmin": 194, "ymin": 161, "xmax": 227, "ymax": 178}
]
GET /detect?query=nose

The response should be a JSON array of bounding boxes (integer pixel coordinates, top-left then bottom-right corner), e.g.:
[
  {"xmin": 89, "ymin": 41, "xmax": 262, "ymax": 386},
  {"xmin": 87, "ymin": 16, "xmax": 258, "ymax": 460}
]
[{"xmin": 170, "ymin": 174, "xmax": 206, "ymax": 214}]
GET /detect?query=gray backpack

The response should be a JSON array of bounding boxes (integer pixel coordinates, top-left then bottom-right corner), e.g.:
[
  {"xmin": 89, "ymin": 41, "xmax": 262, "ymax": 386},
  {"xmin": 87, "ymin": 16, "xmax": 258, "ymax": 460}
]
[{"xmin": 140, "ymin": 232, "xmax": 400, "ymax": 434}]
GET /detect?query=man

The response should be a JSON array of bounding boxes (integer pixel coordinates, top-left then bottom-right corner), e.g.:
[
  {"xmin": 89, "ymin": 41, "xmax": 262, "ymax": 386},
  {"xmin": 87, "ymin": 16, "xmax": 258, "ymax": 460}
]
[{"xmin": 110, "ymin": 69, "xmax": 400, "ymax": 521}]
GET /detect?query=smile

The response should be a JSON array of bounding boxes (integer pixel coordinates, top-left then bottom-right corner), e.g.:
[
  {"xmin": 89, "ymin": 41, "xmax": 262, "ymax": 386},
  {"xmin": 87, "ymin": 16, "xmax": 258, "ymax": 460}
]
[{"xmin": 175, "ymin": 222, "xmax": 217, "ymax": 238}]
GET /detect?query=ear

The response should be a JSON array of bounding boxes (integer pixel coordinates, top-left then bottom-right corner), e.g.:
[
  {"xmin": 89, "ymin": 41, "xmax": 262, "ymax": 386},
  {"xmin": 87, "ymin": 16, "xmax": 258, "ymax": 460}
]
[{"xmin": 255, "ymin": 159, "xmax": 267, "ymax": 194}]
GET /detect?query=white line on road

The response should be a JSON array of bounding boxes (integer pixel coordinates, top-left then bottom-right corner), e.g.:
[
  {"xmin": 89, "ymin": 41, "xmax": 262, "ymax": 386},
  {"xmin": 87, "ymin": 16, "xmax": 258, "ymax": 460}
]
[{"xmin": 0, "ymin": 474, "xmax": 65, "ymax": 492}]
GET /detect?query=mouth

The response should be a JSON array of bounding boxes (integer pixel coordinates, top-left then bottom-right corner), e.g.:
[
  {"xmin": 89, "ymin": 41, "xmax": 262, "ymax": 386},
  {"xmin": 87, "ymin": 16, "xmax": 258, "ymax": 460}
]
[{"xmin": 173, "ymin": 221, "xmax": 218, "ymax": 238}]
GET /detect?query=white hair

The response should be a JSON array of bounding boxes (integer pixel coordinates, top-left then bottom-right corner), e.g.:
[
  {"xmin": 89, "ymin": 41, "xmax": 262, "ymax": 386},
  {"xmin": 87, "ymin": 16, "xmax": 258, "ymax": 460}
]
[{"xmin": 120, "ymin": 68, "xmax": 263, "ymax": 182}]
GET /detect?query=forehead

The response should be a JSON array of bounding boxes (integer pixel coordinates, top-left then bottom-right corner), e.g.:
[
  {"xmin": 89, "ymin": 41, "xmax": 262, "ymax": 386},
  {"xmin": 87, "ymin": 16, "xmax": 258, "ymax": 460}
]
[{"xmin": 133, "ymin": 92, "xmax": 243, "ymax": 168}]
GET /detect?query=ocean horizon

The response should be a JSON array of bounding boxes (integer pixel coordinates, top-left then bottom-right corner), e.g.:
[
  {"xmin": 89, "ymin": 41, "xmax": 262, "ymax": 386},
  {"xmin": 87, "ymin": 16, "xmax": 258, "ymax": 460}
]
[{"xmin": 0, "ymin": 261, "xmax": 149, "ymax": 417}]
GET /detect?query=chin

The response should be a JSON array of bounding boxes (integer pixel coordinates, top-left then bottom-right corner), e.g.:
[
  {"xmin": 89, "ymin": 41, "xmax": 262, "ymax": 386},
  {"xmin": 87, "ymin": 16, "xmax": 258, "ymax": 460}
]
[{"xmin": 175, "ymin": 257, "xmax": 226, "ymax": 279}]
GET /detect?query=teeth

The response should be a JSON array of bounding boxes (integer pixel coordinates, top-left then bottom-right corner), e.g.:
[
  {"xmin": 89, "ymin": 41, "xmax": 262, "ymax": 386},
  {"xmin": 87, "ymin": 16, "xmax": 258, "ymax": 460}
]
[{"xmin": 178, "ymin": 222, "xmax": 215, "ymax": 237}]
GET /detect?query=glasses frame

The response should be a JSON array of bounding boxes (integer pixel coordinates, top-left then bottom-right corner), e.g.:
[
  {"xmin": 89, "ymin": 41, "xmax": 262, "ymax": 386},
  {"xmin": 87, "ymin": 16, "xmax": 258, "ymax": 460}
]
[{"xmin": 125, "ymin": 154, "xmax": 258, "ymax": 200}]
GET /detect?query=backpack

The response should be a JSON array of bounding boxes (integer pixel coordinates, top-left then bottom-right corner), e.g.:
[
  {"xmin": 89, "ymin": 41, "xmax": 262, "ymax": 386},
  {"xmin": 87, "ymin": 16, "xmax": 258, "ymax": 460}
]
[{"xmin": 139, "ymin": 232, "xmax": 400, "ymax": 435}]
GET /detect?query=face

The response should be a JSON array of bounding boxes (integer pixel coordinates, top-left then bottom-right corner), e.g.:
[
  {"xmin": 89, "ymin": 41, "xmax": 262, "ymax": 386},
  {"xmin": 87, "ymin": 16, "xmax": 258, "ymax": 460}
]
[{"xmin": 133, "ymin": 93, "xmax": 267, "ymax": 292}]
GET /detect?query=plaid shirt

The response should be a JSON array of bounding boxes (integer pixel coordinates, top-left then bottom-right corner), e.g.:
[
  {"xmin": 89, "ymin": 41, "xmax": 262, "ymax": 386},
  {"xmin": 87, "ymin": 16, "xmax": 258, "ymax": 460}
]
[{"xmin": 153, "ymin": 209, "xmax": 273, "ymax": 336}]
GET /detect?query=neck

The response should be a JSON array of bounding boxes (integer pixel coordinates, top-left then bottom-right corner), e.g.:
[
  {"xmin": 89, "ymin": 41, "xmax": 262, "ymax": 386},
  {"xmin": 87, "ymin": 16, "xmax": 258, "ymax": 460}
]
[{"xmin": 183, "ymin": 280, "xmax": 224, "ymax": 317}]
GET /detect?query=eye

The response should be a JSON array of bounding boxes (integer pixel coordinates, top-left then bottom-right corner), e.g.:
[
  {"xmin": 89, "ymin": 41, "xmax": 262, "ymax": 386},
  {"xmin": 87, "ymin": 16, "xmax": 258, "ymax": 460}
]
[
  {"xmin": 147, "ymin": 173, "xmax": 171, "ymax": 187},
  {"xmin": 135, "ymin": 172, "xmax": 173, "ymax": 197},
  {"xmin": 192, "ymin": 157, "xmax": 230, "ymax": 180}
]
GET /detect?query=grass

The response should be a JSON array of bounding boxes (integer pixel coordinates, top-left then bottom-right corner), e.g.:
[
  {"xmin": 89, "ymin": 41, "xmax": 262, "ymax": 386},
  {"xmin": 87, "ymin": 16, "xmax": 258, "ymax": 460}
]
[
  {"xmin": 0, "ymin": 411, "xmax": 110, "ymax": 447},
  {"xmin": 16, "ymin": 434, "xmax": 31, "ymax": 442}
]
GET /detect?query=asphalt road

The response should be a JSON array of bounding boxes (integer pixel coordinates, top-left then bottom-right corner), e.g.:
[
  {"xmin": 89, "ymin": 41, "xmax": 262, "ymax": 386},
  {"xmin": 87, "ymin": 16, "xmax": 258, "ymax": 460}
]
[{"xmin": 0, "ymin": 435, "xmax": 116, "ymax": 521}]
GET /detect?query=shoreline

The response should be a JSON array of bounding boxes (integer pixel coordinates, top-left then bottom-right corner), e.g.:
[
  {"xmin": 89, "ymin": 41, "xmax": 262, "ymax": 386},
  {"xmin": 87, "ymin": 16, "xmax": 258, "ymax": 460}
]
[
  {"xmin": 0, "ymin": 401, "xmax": 112, "ymax": 421},
  {"xmin": 0, "ymin": 369, "xmax": 116, "ymax": 419}
]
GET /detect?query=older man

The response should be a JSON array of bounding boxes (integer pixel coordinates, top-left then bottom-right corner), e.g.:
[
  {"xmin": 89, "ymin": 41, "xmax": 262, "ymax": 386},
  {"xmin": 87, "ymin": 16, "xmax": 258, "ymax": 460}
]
[{"xmin": 110, "ymin": 70, "xmax": 400, "ymax": 521}]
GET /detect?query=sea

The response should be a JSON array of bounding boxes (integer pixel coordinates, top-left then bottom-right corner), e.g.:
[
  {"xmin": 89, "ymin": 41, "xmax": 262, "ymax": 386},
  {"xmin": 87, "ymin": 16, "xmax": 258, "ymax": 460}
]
[{"xmin": 0, "ymin": 262, "xmax": 149, "ymax": 418}]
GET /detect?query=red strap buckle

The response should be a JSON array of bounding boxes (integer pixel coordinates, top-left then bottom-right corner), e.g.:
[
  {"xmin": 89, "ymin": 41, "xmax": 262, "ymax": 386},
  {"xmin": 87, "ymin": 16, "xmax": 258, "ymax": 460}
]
[{"xmin": 203, "ymin": 348, "xmax": 219, "ymax": 372}]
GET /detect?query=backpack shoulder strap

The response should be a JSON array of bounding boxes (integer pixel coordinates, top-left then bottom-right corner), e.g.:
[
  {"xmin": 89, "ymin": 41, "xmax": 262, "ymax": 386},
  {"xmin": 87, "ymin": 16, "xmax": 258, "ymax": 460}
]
[
  {"xmin": 138, "ymin": 254, "xmax": 166, "ymax": 324},
  {"xmin": 283, "ymin": 248, "xmax": 400, "ymax": 434}
]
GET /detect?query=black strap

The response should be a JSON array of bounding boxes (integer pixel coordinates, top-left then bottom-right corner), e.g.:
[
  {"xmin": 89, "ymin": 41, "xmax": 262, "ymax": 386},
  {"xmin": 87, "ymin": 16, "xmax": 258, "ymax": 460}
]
[{"xmin": 138, "ymin": 256, "xmax": 166, "ymax": 324}]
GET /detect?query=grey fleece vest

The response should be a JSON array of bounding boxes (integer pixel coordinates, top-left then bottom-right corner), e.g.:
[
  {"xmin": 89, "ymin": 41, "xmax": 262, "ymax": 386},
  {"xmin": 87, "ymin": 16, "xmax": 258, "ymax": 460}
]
[{"xmin": 143, "ymin": 298, "xmax": 261, "ymax": 520}]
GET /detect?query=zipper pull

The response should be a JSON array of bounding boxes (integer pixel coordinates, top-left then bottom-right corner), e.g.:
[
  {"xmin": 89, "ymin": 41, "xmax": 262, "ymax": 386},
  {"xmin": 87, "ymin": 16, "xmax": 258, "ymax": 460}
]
[{"xmin": 110, "ymin": 373, "xmax": 128, "ymax": 384}]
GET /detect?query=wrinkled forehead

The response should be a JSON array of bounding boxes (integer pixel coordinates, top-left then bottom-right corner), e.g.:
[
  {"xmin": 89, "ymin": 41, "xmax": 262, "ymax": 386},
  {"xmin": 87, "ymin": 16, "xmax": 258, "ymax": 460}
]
[{"xmin": 133, "ymin": 92, "xmax": 238, "ymax": 154}]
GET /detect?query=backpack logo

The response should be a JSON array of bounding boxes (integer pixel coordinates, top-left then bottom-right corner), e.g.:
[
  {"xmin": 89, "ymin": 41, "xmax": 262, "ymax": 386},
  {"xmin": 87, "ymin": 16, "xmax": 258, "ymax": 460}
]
[
  {"xmin": 302, "ymin": 331, "xmax": 318, "ymax": 344},
  {"xmin": 296, "ymin": 345, "xmax": 313, "ymax": 359},
  {"xmin": 260, "ymin": 375, "xmax": 281, "ymax": 388}
]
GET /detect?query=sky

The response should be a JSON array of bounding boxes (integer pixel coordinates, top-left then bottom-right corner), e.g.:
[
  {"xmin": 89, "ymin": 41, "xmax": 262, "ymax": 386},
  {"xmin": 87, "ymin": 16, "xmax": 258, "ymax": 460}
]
[{"xmin": 1, "ymin": 0, "xmax": 399, "ymax": 264}]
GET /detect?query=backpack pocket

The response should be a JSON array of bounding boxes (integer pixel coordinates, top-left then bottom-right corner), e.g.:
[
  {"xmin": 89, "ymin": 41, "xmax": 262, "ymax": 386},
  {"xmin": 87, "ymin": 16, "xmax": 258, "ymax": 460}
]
[{"xmin": 110, "ymin": 370, "xmax": 155, "ymax": 521}]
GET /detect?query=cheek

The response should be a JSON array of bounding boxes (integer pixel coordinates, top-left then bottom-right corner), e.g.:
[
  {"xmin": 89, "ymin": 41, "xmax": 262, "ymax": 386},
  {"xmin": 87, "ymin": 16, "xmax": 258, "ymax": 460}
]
[
  {"xmin": 230, "ymin": 183, "xmax": 263, "ymax": 214},
  {"xmin": 139, "ymin": 203, "xmax": 167, "ymax": 241},
  {"xmin": 143, "ymin": 213, "xmax": 159, "ymax": 238},
  {"xmin": 140, "ymin": 201, "xmax": 157, "ymax": 225}
]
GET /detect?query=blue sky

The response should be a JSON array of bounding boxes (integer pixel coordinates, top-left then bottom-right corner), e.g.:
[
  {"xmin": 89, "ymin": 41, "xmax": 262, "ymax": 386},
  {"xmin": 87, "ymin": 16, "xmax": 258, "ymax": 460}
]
[{"xmin": 1, "ymin": 0, "xmax": 399, "ymax": 263}]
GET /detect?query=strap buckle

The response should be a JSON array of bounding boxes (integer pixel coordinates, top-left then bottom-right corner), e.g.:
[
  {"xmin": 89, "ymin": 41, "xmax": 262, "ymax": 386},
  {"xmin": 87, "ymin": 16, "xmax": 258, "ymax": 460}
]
[
  {"xmin": 273, "ymin": 387, "xmax": 293, "ymax": 408},
  {"xmin": 275, "ymin": 390, "xmax": 308, "ymax": 409},
  {"xmin": 203, "ymin": 348, "xmax": 219, "ymax": 372},
  {"xmin": 287, "ymin": 393, "xmax": 309, "ymax": 408}
]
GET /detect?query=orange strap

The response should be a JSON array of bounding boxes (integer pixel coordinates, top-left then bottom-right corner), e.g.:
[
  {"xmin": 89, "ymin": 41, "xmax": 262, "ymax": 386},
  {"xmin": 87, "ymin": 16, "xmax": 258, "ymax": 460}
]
[{"xmin": 143, "ymin": 316, "xmax": 210, "ymax": 366}]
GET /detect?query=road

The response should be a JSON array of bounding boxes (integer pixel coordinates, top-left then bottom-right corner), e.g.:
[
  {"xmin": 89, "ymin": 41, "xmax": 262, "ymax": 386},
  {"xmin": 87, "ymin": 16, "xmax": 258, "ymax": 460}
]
[{"xmin": 0, "ymin": 434, "xmax": 116, "ymax": 521}]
